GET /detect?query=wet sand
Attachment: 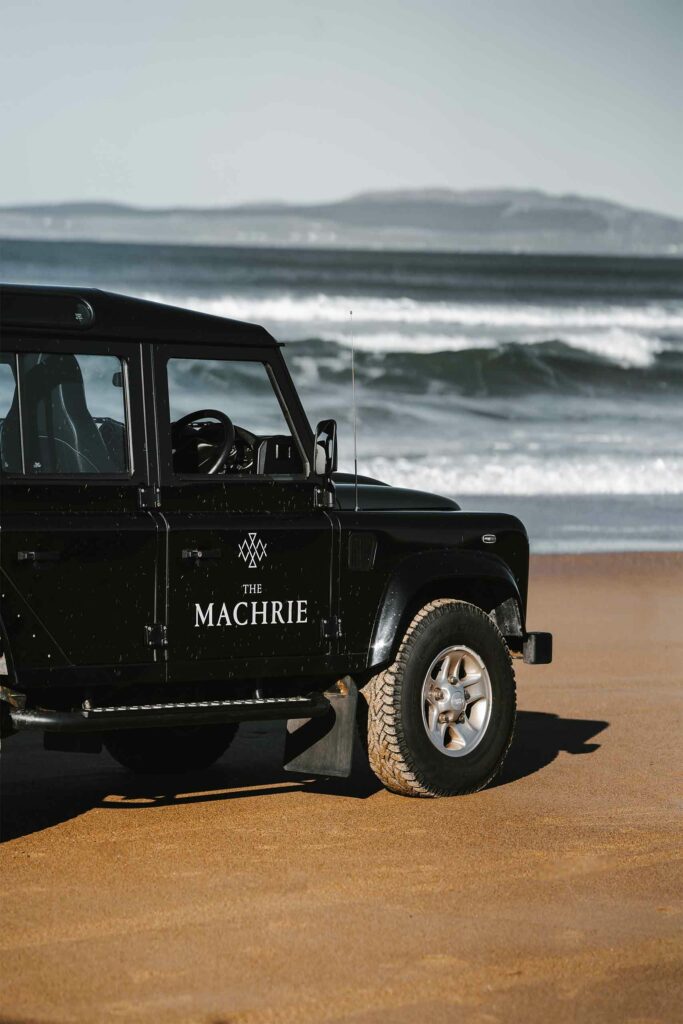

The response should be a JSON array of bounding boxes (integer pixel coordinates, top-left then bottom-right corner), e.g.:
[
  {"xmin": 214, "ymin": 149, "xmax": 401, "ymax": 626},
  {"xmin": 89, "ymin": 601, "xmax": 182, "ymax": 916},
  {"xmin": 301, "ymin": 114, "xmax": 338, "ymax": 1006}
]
[{"xmin": 1, "ymin": 552, "xmax": 682, "ymax": 1023}]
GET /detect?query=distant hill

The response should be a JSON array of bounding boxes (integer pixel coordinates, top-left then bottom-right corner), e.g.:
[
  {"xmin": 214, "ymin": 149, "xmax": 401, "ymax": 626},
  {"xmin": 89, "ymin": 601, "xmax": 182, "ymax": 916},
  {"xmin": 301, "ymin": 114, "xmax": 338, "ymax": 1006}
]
[{"xmin": 1, "ymin": 188, "xmax": 682, "ymax": 254}]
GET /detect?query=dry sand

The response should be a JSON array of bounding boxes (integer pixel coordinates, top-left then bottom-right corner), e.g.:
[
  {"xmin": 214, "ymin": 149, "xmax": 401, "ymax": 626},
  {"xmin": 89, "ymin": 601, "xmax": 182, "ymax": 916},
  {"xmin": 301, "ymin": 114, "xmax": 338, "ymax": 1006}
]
[{"xmin": 1, "ymin": 552, "xmax": 682, "ymax": 1023}]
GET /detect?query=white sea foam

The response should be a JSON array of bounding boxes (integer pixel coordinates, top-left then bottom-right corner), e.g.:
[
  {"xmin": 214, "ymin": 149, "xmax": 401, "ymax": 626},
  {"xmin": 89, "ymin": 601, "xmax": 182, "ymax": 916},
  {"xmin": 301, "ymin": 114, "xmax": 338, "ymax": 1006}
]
[
  {"xmin": 330, "ymin": 332, "xmax": 494, "ymax": 354},
  {"xmin": 320, "ymin": 327, "xmax": 663, "ymax": 367},
  {"xmin": 558, "ymin": 328, "xmax": 663, "ymax": 368},
  {"xmin": 149, "ymin": 291, "xmax": 683, "ymax": 332},
  {"xmin": 356, "ymin": 454, "xmax": 683, "ymax": 496},
  {"xmin": 142, "ymin": 290, "xmax": 681, "ymax": 368}
]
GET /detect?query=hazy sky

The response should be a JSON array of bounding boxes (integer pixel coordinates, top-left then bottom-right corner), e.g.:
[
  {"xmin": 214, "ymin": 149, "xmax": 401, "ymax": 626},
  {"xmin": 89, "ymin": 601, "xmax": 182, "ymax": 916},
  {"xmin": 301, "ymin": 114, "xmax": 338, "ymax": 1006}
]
[{"xmin": 2, "ymin": 0, "xmax": 682, "ymax": 215}]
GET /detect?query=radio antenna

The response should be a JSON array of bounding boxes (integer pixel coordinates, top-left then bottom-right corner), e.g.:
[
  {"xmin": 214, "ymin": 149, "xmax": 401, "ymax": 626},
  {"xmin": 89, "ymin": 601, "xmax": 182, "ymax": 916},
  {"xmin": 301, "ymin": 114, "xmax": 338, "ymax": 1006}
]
[{"xmin": 350, "ymin": 309, "xmax": 359, "ymax": 512}]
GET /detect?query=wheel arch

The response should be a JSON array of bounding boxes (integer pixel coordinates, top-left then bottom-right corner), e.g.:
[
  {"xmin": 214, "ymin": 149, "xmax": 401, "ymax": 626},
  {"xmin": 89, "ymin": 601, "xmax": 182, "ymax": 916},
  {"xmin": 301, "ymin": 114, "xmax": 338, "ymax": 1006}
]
[{"xmin": 366, "ymin": 549, "xmax": 525, "ymax": 671}]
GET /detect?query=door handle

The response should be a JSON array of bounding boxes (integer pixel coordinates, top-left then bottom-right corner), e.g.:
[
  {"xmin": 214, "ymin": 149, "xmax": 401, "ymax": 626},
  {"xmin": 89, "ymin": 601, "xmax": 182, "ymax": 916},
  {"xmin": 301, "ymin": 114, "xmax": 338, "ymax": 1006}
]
[
  {"xmin": 17, "ymin": 550, "xmax": 60, "ymax": 563},
  {"xmin": 181, "ymin": 548, "xmax": 222, "ymax": 562}
]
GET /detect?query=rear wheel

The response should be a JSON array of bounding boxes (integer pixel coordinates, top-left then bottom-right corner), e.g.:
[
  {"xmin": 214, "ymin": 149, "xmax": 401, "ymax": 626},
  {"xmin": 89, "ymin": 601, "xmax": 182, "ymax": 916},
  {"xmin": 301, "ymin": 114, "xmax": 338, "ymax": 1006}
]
[
  {"xmin": 361, "ymin": 600, "xmax": 516, "ymax": 796},
  {"xmin": 104, "ymin": 723, "xmax": 238, "ymax": 774}
]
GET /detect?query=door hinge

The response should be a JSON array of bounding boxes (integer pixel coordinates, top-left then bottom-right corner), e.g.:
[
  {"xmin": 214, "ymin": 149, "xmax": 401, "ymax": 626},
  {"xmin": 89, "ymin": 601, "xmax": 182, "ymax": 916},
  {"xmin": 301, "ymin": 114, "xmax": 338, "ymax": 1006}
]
[
  {"xmin": 138, "ymin": 484, "xmax": 160, "ymax": 510},
  {"xmin": 322, "ymin": 616, "xmax": 343, "ymax": 640},
  {"xmin": 313, "ymin": 486, "xmax": 334, "ymax": 509},
  {"xmin": 145, "ymin": 623, "xmax": 168, "ymax": 648}
]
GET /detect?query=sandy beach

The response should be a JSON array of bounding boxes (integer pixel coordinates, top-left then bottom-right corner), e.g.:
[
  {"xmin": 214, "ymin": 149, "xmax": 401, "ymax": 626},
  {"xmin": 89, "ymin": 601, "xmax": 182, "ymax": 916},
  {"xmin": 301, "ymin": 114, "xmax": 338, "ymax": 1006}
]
[{"xmin": 1, "ymin": 551, "xmax": 681, "ymax": 1023}]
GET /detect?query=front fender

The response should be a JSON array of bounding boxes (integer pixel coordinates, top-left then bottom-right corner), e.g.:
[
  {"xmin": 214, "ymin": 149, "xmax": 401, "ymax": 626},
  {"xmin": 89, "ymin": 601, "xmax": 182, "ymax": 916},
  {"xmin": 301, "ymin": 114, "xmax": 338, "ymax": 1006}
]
[{"xmin": 367, "ymin": 548, "xmax": 525, "ymax": 669}]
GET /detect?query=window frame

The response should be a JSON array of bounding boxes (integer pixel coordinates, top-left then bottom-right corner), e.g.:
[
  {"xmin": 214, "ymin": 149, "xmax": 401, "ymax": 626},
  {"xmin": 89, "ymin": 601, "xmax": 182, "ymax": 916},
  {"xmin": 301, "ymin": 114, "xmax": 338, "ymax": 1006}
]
[
  {"xmin": 154, "ymin": 342, "xmax": 312, "ymax": 485},
  {"xmin": 0, "ymin": 336, "xmax": 146, "ymax": 485}
]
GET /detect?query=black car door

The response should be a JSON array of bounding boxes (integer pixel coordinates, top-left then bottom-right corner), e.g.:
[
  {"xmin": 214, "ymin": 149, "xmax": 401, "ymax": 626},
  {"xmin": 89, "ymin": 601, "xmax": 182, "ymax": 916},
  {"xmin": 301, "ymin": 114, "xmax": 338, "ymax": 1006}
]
[
  {"xmin": 152, "ymin": 343, "xmax": 335, "ymax": 682},
  {"xmin": 0, "ymin": 339, "xmax": 162, "ymax": 684}
]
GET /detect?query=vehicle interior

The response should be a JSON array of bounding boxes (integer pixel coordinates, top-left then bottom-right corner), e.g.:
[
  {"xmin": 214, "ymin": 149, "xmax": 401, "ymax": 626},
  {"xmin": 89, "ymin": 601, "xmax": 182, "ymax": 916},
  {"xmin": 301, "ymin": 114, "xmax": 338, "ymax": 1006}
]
[
  {"xmin": 0, "ymin": 352, "xmax": 127, "ymax": 474},
  {"xmin": 170, "ymin": 410, "xmax": 304, "ymax": 476},
  {"xmin": 166, "ymin": 355, "xmax": 304, "ymax": 477}
]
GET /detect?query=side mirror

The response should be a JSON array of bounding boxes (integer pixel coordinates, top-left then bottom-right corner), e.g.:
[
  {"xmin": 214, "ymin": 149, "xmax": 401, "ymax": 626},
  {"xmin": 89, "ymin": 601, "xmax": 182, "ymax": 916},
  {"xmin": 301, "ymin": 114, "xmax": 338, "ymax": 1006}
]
[{"xmin": 314, "ymin": 419, "xmax": 338, "ymax": 477}]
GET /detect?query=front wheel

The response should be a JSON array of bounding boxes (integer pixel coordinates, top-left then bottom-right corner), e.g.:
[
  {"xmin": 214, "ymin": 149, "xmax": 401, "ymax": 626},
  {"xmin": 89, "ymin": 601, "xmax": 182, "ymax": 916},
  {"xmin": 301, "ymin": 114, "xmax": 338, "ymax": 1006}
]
[
  {"xmin": 104, "ymin": 723, "xmax": 238, "ymax": 774},
  {"xmin": 361, "ymin": 600, "xmax": 516, "ymax": 796}
]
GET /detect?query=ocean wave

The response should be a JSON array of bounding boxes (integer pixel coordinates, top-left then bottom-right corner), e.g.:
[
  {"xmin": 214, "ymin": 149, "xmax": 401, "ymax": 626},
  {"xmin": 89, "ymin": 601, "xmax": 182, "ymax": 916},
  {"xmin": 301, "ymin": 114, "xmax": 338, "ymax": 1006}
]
[
  {"xmin": 357, "ymin": 454, "xmax": 683, "ymax": 496},
  {"xmin": 141, "ymin": 290, "xmax": 683, "ymax": 372},
  {"xmin": 319, "ymin": 327, "xmax": 666, "ymax": 368},
  {"xmin": 146, "ymin": 291, "xmax": 683, "ymax": 333},
  {"xmin": 287, "ymin": 337, "xmax": 683, "ymax": 396},
  {"xmin": 159, "ymin": 319, "xmax": 683, "ymax": 402}
]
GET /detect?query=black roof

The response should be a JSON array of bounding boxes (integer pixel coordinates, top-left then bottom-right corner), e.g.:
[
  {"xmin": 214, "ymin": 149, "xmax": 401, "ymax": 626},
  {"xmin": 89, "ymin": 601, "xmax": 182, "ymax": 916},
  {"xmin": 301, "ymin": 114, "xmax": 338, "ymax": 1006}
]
[{"xmin": 0, "ymin": 284, "xmax": 276, "ymax": 346}]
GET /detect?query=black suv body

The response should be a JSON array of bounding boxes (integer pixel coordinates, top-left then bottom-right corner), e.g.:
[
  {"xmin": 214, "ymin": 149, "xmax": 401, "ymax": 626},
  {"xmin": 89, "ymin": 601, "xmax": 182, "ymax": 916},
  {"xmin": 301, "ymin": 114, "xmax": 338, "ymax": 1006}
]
[{"xmin": 0, "ymin": 285, "xmax": 551, "ymax": 795}]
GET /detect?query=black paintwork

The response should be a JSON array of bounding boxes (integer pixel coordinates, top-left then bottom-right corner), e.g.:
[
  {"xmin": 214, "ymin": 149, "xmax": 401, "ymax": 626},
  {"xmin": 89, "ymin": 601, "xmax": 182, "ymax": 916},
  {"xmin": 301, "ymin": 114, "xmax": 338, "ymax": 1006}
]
[{"xmin": 0, "ymin": 285, "xmax": 548, "ymax": 733}]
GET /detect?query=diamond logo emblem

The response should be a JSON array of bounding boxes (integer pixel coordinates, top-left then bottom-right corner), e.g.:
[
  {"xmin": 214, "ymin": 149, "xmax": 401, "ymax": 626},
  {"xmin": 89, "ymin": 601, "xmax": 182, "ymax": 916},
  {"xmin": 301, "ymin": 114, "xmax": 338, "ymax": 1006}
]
[{"xmin": 238, "ymin": 532, "xmax": 268, "ymax": 569}]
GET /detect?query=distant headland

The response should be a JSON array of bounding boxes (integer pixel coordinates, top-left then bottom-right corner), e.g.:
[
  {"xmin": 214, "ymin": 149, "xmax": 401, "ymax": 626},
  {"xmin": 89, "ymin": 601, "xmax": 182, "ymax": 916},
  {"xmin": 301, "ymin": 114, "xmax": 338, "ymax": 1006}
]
[{"xmin": 1, "ymin": 188, "xmax": 682, "ymax": 255}]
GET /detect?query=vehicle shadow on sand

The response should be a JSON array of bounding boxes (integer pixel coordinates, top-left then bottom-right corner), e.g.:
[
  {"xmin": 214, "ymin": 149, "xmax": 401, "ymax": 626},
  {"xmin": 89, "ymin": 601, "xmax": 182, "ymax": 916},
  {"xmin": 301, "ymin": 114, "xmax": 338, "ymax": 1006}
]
[
  {"xmin": 495, "ymin": 710, "xmax": 608, "ymax": 787},
  {"xmin": 1, "ymin": 711, "xmax": 608, "ymax": 842}
]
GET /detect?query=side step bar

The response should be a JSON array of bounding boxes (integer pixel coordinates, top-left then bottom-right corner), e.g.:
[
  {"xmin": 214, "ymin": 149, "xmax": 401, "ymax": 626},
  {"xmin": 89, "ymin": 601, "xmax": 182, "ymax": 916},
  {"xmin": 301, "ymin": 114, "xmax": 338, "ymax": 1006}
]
[{"xmin": 10, "ymin": 694, "xmax": 331, "ymax": 733}]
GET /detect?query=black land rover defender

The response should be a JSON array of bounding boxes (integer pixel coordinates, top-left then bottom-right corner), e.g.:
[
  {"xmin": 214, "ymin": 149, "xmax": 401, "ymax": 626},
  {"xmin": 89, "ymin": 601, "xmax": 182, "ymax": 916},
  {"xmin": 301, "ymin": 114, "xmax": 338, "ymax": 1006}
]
[{"xmin": 0, "ymin": 285, "xmax": 551, "ymax": 797}]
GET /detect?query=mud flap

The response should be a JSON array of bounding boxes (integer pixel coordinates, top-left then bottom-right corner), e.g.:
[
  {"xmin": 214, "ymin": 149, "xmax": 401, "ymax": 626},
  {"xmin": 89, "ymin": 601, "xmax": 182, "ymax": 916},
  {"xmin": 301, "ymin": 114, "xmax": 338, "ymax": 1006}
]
[{"xmin": 283, "ymin": 678, "xmax": 358, "ymax": 778}]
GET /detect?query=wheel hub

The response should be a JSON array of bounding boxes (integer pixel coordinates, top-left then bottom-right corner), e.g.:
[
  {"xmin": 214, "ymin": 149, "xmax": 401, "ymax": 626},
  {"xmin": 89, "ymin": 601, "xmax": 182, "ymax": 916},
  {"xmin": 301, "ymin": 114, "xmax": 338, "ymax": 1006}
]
[
  {"xmin": 422, "ymin": 645, "xmax": 493, "ymax": 758},
  {"xmin": 430, "ymin": 680, "xmax": 467, "ymax": 719}
]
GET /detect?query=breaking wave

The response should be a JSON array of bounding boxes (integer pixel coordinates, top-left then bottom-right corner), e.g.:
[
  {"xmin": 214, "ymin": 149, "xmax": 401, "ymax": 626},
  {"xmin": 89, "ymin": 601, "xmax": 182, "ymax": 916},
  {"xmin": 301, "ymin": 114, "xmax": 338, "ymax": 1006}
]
[
  {"xmin": 142, "ymin": 290, "xmax": 683, "ymax": 376},
  {"xmin": 155, "ymin": 291, "xmax": 683, "ymax": 332},
  {"xmin": 357, "ymin": 454, "xmax": 683, "ymax": 496},
  {"xmin": 285, "ymin": 336, "xmax": 683, "ymax": 398}
]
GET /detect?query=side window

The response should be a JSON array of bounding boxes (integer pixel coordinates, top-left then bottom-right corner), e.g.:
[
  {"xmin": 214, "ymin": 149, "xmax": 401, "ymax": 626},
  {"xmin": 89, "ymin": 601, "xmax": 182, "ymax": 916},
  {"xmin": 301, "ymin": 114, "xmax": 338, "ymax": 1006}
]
[
  {"xmin": 167, "ymin": 357, "xmax": 303, "ymax": 476},
  {"xmin": 0, "ymin": 351, "xmax": 129, "ymax": 476},
  {"xmin": 0, "ymin": 355, "xmax": 19, "ymax": 472}
]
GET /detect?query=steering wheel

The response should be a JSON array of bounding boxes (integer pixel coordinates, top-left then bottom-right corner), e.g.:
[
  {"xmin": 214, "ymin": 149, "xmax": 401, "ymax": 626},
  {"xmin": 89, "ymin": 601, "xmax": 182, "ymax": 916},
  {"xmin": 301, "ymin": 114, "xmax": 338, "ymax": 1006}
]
[{"xmin": 172, "ymin": 409, "xmax": 236, "ymax": 475}]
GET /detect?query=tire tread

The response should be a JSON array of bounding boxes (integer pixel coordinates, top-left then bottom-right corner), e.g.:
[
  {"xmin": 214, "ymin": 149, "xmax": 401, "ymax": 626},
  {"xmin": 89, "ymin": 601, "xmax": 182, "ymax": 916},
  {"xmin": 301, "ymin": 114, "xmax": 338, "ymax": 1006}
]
[{"xmin": 362, "ymin": 599, "xmax": 515, "ymax": 797}]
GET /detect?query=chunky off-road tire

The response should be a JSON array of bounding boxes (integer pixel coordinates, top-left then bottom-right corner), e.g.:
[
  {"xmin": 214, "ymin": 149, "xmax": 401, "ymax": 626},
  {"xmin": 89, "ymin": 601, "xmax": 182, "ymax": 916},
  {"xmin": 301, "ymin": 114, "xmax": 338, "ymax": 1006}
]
[
  {"xmin": 104, "ymin": 723, "xmax": 238, "ymax": 774},
  {"xmin": 361, "ymin": 600, "xmax": 516, "ymax": 796}
]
